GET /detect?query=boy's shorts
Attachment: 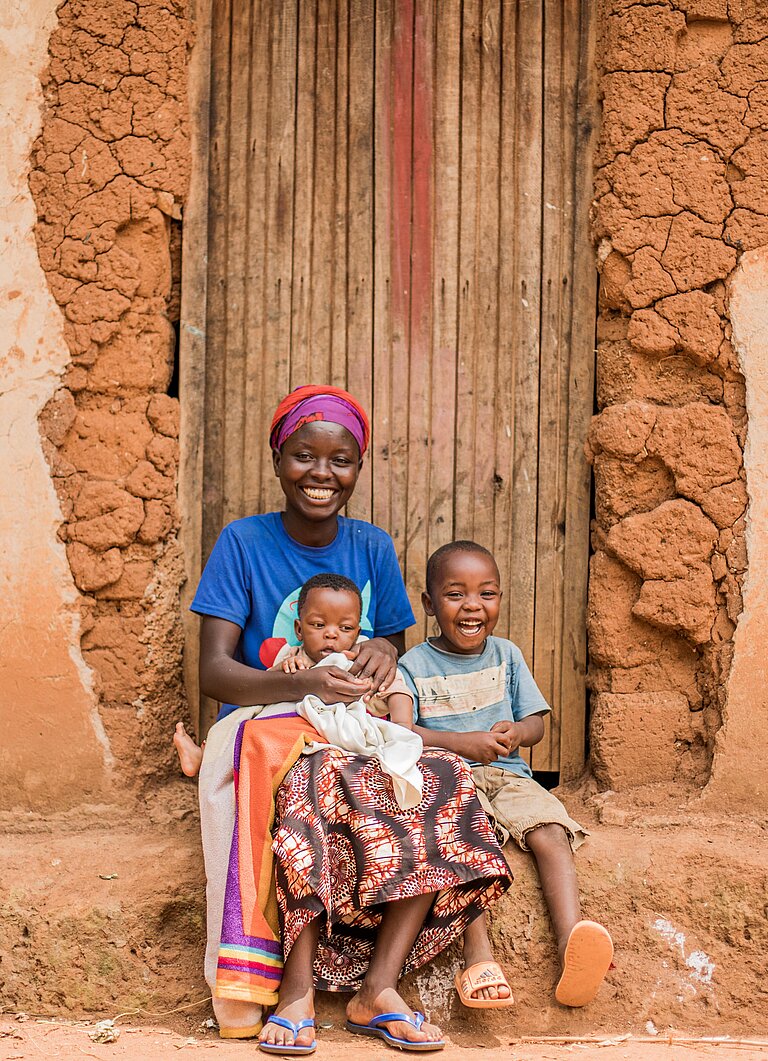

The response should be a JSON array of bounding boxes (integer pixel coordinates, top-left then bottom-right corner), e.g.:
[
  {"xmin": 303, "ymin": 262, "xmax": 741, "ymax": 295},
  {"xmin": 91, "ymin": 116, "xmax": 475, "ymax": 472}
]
[{"xmin": 471, "ymin": 765, "xmax": 588, "ymax": 852}]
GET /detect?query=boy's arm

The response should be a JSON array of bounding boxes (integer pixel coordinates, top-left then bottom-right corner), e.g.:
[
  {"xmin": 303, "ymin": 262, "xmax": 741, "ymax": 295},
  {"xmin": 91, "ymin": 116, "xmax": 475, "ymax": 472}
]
[{"xmin": 414, "ymin": 724, "xmax": 510, "ymax": 765}]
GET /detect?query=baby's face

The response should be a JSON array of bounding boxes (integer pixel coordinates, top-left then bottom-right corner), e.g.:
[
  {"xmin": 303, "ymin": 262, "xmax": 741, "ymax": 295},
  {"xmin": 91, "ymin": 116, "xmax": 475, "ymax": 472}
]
[{"xmin": 295, "ymin": 587, "xmax": 361, "ymax": 663}]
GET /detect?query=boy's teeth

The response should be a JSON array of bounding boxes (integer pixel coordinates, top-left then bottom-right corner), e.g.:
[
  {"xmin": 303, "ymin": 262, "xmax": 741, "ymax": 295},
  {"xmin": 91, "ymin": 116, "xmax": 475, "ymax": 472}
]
[{"xmin": 303, "ymin": 487, "xmax": 334, "ymax": 500}]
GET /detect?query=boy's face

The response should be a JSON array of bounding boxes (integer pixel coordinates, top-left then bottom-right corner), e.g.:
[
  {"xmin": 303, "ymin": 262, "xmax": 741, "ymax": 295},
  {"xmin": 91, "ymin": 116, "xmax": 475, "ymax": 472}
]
[
  {"xmin": 295, "ymin": 586, "xmax": 361, "ymax": 662},
  {"xmin": 423, "ymin": 551, "xmax": 502, "ymax": 655}
]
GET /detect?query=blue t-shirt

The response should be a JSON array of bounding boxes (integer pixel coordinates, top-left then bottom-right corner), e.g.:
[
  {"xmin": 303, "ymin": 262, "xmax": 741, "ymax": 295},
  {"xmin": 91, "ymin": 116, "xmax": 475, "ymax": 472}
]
[
  {"xmin": 191, "ymin": 512, "xmax": 415, "ymax": 718},
  {"xmin": 399, "ymin": 636, "xmax": 550, "ymax": 778}
]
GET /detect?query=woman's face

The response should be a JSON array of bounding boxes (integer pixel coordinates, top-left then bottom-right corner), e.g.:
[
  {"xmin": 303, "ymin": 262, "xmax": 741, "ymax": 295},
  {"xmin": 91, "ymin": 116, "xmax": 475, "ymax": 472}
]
[{"xmin": 273, "ymin": 421, "xmax": 362, "ymax": 523}]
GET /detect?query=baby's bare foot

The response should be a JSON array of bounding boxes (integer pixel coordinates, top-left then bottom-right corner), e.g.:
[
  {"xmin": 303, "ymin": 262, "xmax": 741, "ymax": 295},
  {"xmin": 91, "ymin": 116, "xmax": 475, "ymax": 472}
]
[{"xmin": 173, "ymin": 722, "xmax": 203, "ymax": 777}]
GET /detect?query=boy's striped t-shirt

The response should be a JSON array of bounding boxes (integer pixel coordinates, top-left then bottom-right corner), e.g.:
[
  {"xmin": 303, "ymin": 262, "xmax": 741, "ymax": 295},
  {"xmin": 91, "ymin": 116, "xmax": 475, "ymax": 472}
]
[{"xmin": 398, "ymin": 636, "xmax": 550, "ymax": 778}]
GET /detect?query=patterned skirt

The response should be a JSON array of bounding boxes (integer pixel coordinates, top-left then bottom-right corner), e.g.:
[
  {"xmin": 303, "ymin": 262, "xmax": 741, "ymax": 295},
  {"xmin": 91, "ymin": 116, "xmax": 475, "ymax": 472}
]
[{"xmin": 273, "ymin": 747, "xmax": 512, "ymax": 991}]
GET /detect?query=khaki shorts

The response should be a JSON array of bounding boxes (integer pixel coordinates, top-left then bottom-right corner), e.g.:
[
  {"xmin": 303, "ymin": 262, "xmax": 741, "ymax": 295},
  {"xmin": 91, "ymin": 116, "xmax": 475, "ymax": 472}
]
[{"xmin": 471, "ymin": 765, "xmax": 588, "ymax": 852}]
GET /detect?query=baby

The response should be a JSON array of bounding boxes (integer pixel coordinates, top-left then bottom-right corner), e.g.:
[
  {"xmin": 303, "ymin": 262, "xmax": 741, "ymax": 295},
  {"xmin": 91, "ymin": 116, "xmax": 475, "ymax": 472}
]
[
  {"xmin": 394, "ymin": 540, "xmax": 613, "ymax": 1009},
  {"xmin": 174, "ymin": 572, "xmax": 414, "ymax": 776}
]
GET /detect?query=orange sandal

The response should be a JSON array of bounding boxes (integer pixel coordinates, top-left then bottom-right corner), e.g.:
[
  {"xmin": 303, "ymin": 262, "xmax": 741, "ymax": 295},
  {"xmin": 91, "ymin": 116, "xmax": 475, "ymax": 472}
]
[
  {"xmin": 218, "ymin": 1022, "xmax": 263, "ymax": 1040},
  {"xmin": 555, "ymin": 920, "xmax": 613, "ymax": 1007},
  {"xmin": 454, "ymin": 961, "xmax": 514, "ymax": 1009}
]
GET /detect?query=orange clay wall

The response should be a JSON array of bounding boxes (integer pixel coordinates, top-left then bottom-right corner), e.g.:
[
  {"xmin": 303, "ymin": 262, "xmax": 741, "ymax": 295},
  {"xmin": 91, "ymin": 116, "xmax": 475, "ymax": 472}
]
[
  {"xmin": 587, "ymin": 0, "xmax": 767, "ymax": 790},
  {"xmin": 29, "ymin": 0, "xmax": 192, "ymax": 789}
]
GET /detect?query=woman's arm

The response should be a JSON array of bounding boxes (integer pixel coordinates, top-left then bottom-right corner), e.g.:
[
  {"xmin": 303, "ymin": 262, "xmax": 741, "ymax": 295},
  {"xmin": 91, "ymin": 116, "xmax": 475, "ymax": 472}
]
[{"xmin": 199, "ymin": 616, "xmax": 371, "ymax": 705}]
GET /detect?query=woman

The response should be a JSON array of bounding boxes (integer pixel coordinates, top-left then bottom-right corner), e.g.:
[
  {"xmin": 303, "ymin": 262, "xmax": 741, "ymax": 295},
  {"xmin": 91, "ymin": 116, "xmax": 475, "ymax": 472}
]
[{"xmin": 193, "ymin": 386, "xmax": 510, "ymax": 1052}]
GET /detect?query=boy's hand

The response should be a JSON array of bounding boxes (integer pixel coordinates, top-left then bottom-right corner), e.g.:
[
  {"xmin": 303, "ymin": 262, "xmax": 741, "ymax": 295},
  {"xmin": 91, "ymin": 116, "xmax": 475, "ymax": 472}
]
[
  {"xmin": 490, "ymin": 720, "xmax": 522, "ymax": 754},
  {"xmin": 456, "ymin": 731, "xmax": 510, "ymax": 765}
]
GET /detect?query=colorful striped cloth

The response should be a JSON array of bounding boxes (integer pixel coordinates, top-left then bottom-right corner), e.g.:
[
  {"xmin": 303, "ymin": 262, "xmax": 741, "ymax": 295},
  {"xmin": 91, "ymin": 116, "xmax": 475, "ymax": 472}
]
[{"xmin": 214, "ymin": 713, "xmax": 321, "ymax": 1004}]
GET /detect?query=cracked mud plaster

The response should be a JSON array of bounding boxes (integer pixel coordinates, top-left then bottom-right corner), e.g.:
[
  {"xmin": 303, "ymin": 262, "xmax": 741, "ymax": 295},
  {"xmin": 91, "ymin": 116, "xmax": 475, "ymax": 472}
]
[
  {"xmin": 588, "ymin": 0, "xmax": 768, "ymax": 793},
  {"xmin": 29, "ymin": 0, "xmax": 192, "ymax": 794}
]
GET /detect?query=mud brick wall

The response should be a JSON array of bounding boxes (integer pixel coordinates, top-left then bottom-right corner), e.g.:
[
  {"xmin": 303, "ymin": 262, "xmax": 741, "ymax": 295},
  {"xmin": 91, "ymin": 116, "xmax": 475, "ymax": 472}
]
[
  {"xmin": 588, "ymin": 0, "xmax": 767, "ymax": 790},
  {"xmin": 30, "ymin": 0, "xmax": 191, "ymax": 785}
]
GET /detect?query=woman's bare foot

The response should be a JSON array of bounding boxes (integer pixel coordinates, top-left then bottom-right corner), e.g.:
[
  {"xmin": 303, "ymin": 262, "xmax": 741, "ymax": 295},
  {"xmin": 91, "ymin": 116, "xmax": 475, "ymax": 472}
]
[
  {"xmin": 461, "ymin": 914, "xmax": 512, "ymax": 1002},
  {"xmin": 173, "ymin": 722, "xmax": 203, "ymax": 777},
  {"xmin": 212, "ymin": 996, "xmax": 263, "ymax": 1037},
  {"xmin": 259, "ymin": 982, "xmax": 315, "ymax": 1050},
  {"xmin": 346, "ymin": 985, "xmax": 442, "ymax": 1046}
]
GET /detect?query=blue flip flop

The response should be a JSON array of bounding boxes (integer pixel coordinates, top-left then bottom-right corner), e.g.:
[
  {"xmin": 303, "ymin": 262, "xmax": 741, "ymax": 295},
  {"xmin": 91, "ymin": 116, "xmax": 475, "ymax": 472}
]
[
  {"xmin": 345, "ymin": 1011, "xmax": 445, "ymax": 1052},
  {"xmin": 258, "ymin": 1015, "xmax": 316, "ymax": 1055}
]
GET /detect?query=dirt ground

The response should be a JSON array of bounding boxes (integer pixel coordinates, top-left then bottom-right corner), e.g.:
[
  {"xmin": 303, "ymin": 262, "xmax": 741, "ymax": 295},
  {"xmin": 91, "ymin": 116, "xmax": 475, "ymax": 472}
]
[
  {"xmin": 1, "ymin": 1017, "xmax": 767, "ymax": 1061},
  {"xmin": 2, "ymin": 781, "xmax": 768, "ymax": 1050}
]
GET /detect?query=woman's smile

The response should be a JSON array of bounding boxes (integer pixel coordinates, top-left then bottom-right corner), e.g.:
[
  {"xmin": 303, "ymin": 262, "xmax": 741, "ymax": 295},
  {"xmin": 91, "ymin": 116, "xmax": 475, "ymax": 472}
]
[{"xmin": 301, "ymin": 485, "xmax": 336, "ymax": 502}]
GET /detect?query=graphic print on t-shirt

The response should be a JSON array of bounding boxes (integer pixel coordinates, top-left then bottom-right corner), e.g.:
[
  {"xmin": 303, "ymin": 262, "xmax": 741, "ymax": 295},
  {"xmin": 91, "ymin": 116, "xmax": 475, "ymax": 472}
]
[{"xmin": 258, "ymin": 579, "xmax": 374, "ymax": 668}]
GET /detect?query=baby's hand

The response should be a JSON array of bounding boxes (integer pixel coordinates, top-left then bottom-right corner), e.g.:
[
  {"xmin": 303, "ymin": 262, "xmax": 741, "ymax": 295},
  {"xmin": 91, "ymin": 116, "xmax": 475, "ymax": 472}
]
[{"xmin": 281, "ymin": 648, "xmax": 311, "ymax": 673}]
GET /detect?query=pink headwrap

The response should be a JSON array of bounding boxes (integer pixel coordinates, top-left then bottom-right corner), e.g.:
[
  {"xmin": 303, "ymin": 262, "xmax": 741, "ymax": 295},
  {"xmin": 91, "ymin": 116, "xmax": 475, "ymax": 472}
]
[{"xmin": 269, "ymin": 385, "xmax": 370, "ymax": 455}]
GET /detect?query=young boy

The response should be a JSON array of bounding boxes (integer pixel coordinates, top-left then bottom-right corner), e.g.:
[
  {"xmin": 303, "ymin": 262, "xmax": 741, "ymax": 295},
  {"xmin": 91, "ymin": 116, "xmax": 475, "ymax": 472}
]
[
  {"xmin": 174, "ymin": 572, "xmax": 412, "ymax": 775},
  {"xmin": 395, "ymin": 541, "xmax": 613, "ymax": 1008}
]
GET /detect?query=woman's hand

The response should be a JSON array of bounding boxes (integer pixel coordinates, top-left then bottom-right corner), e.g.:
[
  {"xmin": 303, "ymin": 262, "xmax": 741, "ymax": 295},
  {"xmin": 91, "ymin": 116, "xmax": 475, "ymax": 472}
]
[
  {"xmin": 295, "ymin": 665, "xmax": 372, "ymax": 704},
  {"xmin": 346, "ymin": 637, "xmax": 398, "ymax": 693}
]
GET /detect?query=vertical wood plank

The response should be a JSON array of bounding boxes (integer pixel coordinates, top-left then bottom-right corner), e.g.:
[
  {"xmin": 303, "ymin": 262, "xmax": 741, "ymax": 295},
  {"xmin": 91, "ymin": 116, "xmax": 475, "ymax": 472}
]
[
  {"xmin": 404, "ymin": 0, "xmax": 433, "ymax": 638},
  {"xmin": 559, "ymin": 0, "xmax": 597, "ymax": 780},
  {"xmin": 427, "ymin": 0, "xmax": 460, "ymax": 575},
  {"xmin": 330, "ymin": 0, "xmax": 350, "ymax": 389},
  {"xmin": 241, "ymin": 0, "xmax": 273, "ymax": 517},
  {"xmin": 454, "ymin": 2, "xmax": 480, "ymax": 543},
  {"xmin": 472, "ymin": 0, "xmax": 501, "ymax": 557},
  {"xmin": 388, "ymin": 0, "xmax": 414, "ymax": 571},
  {"xmin": 493, "ymin": 0, "xmax": 518, "ymax": 639},
  {"xmin": 311, "ymin": 0, "xmax": 338, "ymax": 380},
  {"xmin": 533, "ymin": 0, "xmax": 569, "ymax": 770},
  {"xmin": 201, "ymin": 0, "xmax": 233, "ymax": 569},
  {"xmin": 222, "ymin": 0, "xmax": 253, "ymax": 526},
  {"xmin": 259, "ymin": 1, "xmax": 299, "ymax": 516},
  {"xmin": 371, "ymin": 0, "xmax": 394, "ymax": 540},
  {"xmin": 345, "ymin": 0, "xmax": 374, "ymax": 523},
  {"xmin": 179, "ymin": 0, "xmax": 214, "ymax": 737},
  {"xmin": 505, "ymin": 0, "xmax": 542, "ymax": 676},
  {"xmin": 289, "ymin": 0, "xmax": 318, "ymax": 389}
]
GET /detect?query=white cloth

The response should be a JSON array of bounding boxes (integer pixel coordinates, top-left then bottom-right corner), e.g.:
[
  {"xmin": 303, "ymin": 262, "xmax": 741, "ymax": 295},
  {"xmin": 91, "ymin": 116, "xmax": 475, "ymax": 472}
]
[{"xmin": 295, "ymin": 652, "xmax": 424, "ymax": 809}]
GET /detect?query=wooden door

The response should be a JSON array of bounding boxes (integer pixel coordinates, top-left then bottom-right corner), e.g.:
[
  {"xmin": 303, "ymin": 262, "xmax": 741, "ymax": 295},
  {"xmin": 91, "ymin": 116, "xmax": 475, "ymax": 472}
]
[{"xmin": 181, "ymin": 0, "xmax": 598, "ymax": 778}]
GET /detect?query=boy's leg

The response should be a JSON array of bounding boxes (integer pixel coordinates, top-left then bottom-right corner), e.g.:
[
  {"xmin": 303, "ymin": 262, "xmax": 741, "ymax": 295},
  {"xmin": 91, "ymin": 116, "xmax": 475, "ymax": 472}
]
[
  {"xmin": 460, "ymin": 911, "xmax": 512, "ymax": 1002},
  {"xmin": 524, "ymin": 823, "xmax": 581, "ymax": 961},
  {"xmin": 490, "ymin": 776, "xmax": 612, "ymax": 1008},
  {"xmin": 457, "ymin": 767, "xmax": 513, "ymax": 1004}
]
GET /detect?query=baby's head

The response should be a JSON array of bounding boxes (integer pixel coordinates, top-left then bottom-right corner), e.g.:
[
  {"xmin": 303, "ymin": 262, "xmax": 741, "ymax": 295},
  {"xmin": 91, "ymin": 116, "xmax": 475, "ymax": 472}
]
[
  {"xmin": 295, "ymin": 573, "xmax": 362, "ymax": 662},
  {"xmin": 423, "ymin": 541, "xmax": 502, "ymax": 655}
]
